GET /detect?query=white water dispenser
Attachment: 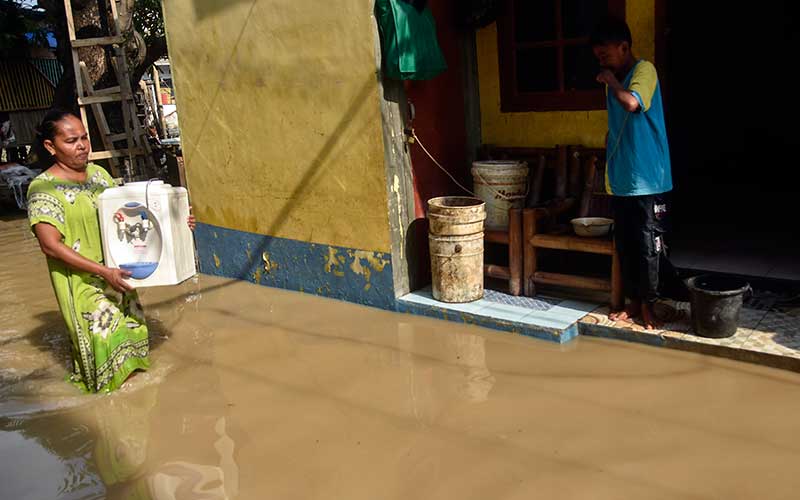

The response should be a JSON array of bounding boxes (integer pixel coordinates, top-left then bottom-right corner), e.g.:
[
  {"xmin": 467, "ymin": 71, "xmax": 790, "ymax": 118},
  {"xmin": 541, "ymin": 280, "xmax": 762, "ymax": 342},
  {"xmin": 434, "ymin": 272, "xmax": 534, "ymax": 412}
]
[{"xmin": 98, "ymin": 180, "xmax": 197, "ymax": 288}]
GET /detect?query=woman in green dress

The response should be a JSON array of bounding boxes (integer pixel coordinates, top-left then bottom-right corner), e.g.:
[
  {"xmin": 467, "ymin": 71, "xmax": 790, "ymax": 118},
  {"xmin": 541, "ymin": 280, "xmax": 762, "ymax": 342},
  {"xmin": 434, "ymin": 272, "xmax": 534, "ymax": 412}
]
[{"xmin": 27, "ymin": 109, "xmax": 193, "ymax": 393}]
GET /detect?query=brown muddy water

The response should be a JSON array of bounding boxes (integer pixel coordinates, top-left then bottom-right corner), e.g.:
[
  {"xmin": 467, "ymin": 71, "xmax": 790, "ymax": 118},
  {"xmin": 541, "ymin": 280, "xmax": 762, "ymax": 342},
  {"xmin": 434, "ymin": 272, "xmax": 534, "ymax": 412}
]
[{"xmin": 1, "ymin": 215, "xmax": 800, "ymax": 499}]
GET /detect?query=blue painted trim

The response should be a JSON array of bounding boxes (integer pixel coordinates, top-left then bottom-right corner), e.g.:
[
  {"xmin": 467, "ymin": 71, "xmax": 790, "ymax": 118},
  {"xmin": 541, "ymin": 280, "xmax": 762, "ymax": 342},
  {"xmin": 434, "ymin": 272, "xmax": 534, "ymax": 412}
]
[
  {"xmin": 195, "ymin": 222, "xmax": 396, "ymax": 310},
  {"xmin": 195, "ymin": 223, "xmax": 577, "ymax": 344}
]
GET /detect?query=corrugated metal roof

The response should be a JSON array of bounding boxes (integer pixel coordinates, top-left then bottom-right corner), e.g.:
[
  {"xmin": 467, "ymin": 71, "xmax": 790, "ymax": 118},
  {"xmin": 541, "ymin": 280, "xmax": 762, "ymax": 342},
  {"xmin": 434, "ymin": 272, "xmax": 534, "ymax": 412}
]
[
  {"xmin": 0, "ymin": 60, "xmax": 55, "ymax": 112},
  {"xmin": 30, "ymin": 58, "xmax": 63, "ymax": 87}
]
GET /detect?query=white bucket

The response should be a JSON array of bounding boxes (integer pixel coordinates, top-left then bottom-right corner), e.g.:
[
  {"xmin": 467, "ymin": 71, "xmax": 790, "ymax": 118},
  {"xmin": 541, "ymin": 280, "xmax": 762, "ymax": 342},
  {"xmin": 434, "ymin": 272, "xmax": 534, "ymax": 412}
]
[{"xmin": 471, "ymin": 160, "xmax": 529, "ymax": 230}]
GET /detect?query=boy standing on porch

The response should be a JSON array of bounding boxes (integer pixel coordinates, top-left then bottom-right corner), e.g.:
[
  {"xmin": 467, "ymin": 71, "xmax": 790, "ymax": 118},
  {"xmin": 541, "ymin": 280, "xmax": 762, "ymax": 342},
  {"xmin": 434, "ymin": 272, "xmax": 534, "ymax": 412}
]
[{"xmin": 591, "ymin": 17, "xmax": 676, "ymax": 329}]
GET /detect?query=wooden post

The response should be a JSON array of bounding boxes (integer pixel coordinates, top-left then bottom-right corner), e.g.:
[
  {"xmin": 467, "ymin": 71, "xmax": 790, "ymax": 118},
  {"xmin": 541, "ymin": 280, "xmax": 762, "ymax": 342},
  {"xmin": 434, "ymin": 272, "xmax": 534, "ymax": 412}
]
[
  {"xmin": 533, "ymin": 272, "xmax": 612, "ymax": 291},
  {"xmin": 79, "ymin": 62, "xmax": 120, "ymax": 176},
  {"xmin": 153, "ymin": 65, "xmax": 165, "ymax": 135},
  {"xmin": 568, "ymin": 147, "xmax": 582, "ymax": 198},
  {"xmin": 578, "ymin": 155, "xmax": 598, "ymax": 218},
  {"xmin": 522, "ymin": 209, "xmax": 537, "ymax": 296},
  {"xmin": 64, "ymin": 0, "xmax": 87, "ymax": 134},
  {"xmin": 611, "ymin": 239, "xmax": 624, "ymax": 311},
  {"xmin": 527, "ymin": 154, "xmax": 546, "ymax": 207},
  {"xmin": 177, "ymin": 154, "xmax": 187, "ymax": 188},
  {"xmin": 555, "ymin": 145, "xmax": 568, "ymax": 199},
  {"xmin": 509, "ymin": 208, "xmax": 522, "ymax": 296}
]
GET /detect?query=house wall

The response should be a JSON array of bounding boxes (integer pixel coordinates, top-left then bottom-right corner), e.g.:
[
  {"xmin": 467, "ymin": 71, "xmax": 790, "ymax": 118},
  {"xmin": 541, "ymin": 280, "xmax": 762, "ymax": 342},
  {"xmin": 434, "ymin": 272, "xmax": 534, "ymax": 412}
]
[
  {"xmin": 162, "ymin": 0, "xmax": 396, "ymax": 308},
  {"xmin": 476, "ymin": 0, "xmax": 656, "ymax": 148}
]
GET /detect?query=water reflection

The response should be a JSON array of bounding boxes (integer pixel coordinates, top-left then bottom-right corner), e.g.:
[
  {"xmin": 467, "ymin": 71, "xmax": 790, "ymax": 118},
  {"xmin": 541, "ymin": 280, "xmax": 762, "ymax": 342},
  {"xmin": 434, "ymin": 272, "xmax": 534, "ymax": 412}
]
[
  {"xmin": 0, "ymin": 343, "xmax": 240, "ymax": 500},
  {"xmin": 452, "ymin": 332, "xmax": 495, "ymax": 404},
  {"xmin": 395, "ymin": 321, "xmax": 496, "ymax": 425},
  {"xmin": 96, "ymin": 326, "xmax": 240, "ymax": 499}
]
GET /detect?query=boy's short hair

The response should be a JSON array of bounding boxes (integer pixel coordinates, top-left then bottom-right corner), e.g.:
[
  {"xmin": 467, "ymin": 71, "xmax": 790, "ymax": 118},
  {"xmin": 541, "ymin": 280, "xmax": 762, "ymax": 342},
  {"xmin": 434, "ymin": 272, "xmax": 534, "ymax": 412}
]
[{"xmin": 589, "ymin": 16, "xmax": 632, "ymax": 47}]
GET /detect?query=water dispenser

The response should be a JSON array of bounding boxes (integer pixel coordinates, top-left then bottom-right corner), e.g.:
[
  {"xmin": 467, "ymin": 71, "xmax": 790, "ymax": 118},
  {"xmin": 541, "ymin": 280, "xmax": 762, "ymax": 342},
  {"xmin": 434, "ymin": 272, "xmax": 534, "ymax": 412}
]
[{"xmin": 98, "ymin": 180, "xmax": 197, "ymax": 288}]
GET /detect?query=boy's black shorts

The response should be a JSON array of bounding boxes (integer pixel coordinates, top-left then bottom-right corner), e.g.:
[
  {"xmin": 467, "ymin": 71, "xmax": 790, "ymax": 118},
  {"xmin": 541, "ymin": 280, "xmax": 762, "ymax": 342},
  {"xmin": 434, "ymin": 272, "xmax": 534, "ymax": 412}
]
[{"xmin": 612, "ymin": 193, "xmax": 687, "ymax": 303}]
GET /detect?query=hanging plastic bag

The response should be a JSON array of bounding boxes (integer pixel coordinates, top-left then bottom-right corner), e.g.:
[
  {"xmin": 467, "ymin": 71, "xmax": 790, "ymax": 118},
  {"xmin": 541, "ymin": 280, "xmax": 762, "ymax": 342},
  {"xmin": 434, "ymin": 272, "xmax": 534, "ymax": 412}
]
[{"xmin": 375, "ymin": 0, "xmax": 447, "ymax": 80}]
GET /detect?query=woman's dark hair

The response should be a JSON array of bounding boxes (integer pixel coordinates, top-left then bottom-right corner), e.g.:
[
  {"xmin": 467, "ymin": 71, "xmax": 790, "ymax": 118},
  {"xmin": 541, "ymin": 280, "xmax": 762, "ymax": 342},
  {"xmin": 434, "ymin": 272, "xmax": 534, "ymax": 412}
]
[
  {"xmin": 35, "ymin": 108, "xmax": 80, "ymax": 146},
  {"xmin": 589, "ymin": 16, "xmax": 633, "ymax": 47}
]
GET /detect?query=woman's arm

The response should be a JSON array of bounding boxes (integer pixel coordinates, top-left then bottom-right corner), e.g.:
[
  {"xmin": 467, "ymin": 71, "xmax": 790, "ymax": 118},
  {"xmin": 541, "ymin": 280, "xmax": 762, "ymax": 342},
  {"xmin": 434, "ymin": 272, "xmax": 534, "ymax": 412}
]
[{"xmin": 33, "ymin": 222, "xmax": 133, "ymax": 292}]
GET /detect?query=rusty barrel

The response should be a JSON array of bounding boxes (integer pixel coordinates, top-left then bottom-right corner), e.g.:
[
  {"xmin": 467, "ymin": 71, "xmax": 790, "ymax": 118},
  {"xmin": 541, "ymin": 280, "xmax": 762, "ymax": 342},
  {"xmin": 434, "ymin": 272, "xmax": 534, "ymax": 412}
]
[{"xmin": 427, "ymin": 197, "xmax": 486, "ymax": 303}]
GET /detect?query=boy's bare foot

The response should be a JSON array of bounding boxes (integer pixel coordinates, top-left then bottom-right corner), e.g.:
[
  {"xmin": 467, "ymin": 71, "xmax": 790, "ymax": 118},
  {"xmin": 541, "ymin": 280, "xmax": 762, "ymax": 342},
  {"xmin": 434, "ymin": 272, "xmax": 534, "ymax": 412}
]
[
  {"xmin": 609, "ymin": 300, "xmax": 641, "ymax": 321},
  {"xmin": 641, "ymin": 302, "xmax": 663, "ymax": 330}
]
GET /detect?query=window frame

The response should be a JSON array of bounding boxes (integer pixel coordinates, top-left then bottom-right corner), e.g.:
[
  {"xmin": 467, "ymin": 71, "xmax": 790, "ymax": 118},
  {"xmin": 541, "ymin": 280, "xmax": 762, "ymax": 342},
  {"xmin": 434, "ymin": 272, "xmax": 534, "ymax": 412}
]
[{"xmin": 497, "ymin": 0, "xmax": 626, "ymax": 112}]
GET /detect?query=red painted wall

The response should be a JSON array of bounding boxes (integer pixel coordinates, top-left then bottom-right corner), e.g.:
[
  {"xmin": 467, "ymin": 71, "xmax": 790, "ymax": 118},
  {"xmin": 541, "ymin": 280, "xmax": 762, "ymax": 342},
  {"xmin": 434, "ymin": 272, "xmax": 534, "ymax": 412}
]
[
  {"xmin": 404, "ymin": 1, "xmax": 470, "ymax": 217},
  {"xmin": 402, "ymin": 0, "xmax": 471, "ymax": 284}
]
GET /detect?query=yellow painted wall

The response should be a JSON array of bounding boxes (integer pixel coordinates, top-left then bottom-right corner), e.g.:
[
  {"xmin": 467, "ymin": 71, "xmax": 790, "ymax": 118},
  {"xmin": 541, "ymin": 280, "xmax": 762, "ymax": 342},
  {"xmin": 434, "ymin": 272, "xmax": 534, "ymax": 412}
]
[
  {"xmin": 477, "ymin": 0, "xmax": 656, "ymax": 148},
  {"xmin": 162, "ymin": 0, "xmax": 390, "ymax": 253}
]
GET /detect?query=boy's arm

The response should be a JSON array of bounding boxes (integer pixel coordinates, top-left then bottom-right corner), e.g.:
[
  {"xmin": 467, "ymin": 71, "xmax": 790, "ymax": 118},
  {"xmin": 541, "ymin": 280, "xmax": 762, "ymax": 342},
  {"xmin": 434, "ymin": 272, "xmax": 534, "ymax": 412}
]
[
  {"xmin": 627, "ymin": 61, "xmax": 658, "ymax": 112},
  {"xmin": 597, "ymin": 70, "xmax": 640, "ymax": 112},
  {"xmin": 597, "ymin": 62, "xmax": 659, "ymax": 113}
]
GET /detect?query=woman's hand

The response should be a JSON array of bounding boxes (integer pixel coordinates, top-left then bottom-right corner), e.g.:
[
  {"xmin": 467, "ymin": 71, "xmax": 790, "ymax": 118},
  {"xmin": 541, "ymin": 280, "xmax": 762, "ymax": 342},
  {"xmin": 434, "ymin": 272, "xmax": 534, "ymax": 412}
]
[
  {"xmin": 103, "ymin": 267, "xmax": 133, "ymax": 293},
  {"xmin": 187, "ymin": 205, "xmax": 196, "ymax": 231}
]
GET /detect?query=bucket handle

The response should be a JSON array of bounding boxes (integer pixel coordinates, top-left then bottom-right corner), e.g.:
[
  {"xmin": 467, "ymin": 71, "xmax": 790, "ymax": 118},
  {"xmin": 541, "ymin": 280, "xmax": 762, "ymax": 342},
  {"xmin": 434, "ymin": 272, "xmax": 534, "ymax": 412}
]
[{"xmin": 472, "ymin": 167, "xmax": 530, "ymax": 202}]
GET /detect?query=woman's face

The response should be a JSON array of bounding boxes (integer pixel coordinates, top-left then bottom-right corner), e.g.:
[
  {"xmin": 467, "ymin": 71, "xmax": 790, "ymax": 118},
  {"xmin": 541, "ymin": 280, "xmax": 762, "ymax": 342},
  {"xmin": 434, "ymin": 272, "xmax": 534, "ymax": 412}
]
[{"xmin": 44, "ymin": 115, "xmax": 91, "ymax": 170}]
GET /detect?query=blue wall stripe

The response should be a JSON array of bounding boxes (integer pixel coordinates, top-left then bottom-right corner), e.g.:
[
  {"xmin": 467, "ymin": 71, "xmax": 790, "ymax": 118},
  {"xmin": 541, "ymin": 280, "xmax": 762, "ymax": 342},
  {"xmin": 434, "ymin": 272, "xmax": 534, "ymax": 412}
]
[{"xmin": 195, "ymin": 222, "xmax": 396, "ymax": 310}]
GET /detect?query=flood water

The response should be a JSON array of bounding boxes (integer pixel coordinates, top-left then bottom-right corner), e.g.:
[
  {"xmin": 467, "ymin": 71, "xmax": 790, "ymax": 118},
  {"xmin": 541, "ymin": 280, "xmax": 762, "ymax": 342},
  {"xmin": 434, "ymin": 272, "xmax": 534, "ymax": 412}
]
[{"xmin": 2, "ymin": 214, "xmax": 800, "ymax": 499}]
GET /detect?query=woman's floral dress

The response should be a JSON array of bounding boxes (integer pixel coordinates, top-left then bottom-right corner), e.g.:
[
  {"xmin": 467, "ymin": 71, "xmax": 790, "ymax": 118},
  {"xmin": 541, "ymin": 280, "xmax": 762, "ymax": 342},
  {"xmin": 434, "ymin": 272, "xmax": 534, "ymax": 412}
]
[{"xmin": 27, "ymin": 164, "xmax": 149, "ymax": 392}]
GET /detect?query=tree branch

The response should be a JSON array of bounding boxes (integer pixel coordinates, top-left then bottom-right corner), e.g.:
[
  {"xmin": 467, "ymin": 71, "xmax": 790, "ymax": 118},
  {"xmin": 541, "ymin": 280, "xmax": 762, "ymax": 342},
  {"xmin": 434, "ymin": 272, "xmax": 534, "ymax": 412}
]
[{"xmin": 130, "ymin": 36, "xmax": 167, "ymax": 89}]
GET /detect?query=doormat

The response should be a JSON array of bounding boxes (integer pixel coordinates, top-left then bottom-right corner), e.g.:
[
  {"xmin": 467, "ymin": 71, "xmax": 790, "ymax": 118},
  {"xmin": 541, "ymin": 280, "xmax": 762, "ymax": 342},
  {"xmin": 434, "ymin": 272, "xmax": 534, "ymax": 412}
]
[{"xmin": 482, "ymin": 289, "xmax": 561, "ymax": 312}]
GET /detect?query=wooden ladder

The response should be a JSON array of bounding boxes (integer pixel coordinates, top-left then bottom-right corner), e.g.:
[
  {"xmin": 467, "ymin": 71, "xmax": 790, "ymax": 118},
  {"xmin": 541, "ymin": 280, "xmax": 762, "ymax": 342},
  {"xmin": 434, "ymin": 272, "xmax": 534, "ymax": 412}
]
[{"xmin": 63, "ymin": 0, "xmax": 154, "ymax": 181}]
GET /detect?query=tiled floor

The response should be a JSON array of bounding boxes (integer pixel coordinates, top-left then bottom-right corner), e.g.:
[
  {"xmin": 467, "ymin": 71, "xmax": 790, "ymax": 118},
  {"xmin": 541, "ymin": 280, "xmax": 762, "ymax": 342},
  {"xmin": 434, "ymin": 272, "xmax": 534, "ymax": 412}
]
[
  {"xmin": 398, "ymin": 287, "xmax": 598, "ymax": 343},
  {"xmin": 400, "ymin": 286, "xmax": 800, "ymax": 372},
  {"xmin": 580, "ymin": 300, "xmax": 800, "ymax": 369}
]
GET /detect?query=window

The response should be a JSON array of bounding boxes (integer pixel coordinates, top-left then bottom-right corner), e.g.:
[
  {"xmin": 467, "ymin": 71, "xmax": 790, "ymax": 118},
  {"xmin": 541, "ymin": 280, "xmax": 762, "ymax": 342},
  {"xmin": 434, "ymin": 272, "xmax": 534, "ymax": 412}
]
[{"xmin": 497, "ymin": 0, "xmax": 626, "ymax": 112}]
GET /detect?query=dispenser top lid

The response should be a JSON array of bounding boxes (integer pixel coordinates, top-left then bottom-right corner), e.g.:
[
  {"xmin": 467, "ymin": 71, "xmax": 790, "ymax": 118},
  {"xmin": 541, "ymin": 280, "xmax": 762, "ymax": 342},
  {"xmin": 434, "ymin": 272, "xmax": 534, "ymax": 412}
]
[{"xmin": 124, "ymin": 180, "xmax": 166, "ymax": 187}]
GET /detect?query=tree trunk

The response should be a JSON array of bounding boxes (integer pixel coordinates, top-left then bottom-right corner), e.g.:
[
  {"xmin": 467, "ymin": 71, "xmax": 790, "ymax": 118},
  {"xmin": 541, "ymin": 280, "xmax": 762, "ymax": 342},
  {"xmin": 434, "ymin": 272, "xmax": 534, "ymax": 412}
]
[{"xmin": 131, "ymin": 36, "xmax": 168, "ymax": 90}]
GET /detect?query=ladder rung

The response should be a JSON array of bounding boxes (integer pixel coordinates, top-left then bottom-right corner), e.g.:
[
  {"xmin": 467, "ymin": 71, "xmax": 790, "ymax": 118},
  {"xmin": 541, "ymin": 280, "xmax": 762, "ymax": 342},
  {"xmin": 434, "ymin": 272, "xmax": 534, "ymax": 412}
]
[
  {"xmin": 89, "ymin": 148, "xmax": 145, "ymax": 160},
  {"xmin": 78, "ymin": 95, "xmax": 123, "ymax": 105},
  {"xmin": 106, "ymin": 133, "xmax": 128, "ymax": 142},
  {"xmin": 94, "ymin": 85, "xmax": 121, "ymax": 96},
  {"xmin": 106, "ymin": 131, "xmax": 147, "ymax": 143},
  {"xmin": 71, "ymin": 36, "xmax": 125, "ymax": 48}
]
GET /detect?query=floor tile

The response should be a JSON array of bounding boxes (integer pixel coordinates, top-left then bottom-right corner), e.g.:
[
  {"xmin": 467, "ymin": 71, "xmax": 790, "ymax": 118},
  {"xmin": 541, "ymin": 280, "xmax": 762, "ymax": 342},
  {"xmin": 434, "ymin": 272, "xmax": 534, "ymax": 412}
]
[
  {"xmin": 683, "ymin": 328, "xmax": 754, "ymax": 348},
  {"xmin": 399, "ymin": 288, "xmax": 438, "ymax": 307},
  {"xmin": 777, "ymin": 305, "xmax": 800, "ymax": 317},
  {"xmin": 400, "ymin": 288, "xmax": 489, "ymax": 314},
  {"xmin": 743, "ymin": 332, "xmax": 800, "ymax": 358},
  {"xmin": 740, "ymin": 307, "xmax": 769, "ymax": 329},
  {"xmin": 478, "ymin": 302, "xmax": 536, "ymax": 324},
  {"xmin": 753, "ymin": 311, "xmax": 800, "ymax": 349},
  {"xmin": 711, "ymin": 255, "xmax": 774, "ymax": 278},
  {"xmin": 520, "ymin": 311, "xmax": 575, "ymax": 330}
]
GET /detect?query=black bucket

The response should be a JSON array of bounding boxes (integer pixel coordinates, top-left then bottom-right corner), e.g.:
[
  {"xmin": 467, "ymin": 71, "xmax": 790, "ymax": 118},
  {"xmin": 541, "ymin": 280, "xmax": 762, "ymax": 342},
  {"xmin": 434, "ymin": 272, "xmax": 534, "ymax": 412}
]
[{"xmin": 685, "ymin": 275, "xmax": 751, "ymax": 338}]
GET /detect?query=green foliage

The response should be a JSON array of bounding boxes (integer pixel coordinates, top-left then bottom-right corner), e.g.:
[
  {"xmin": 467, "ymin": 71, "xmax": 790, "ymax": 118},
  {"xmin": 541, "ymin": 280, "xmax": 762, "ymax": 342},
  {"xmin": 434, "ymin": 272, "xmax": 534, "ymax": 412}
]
[{"xmin": 133, "ymin": 0, "xmax": 165, "ymax": 45}]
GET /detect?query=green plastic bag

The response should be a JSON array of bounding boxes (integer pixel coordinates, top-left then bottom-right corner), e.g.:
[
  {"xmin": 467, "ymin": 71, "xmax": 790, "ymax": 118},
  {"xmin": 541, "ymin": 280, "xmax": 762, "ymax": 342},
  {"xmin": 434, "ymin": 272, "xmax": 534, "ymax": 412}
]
[{"xmin": 375, "ymin": 0, "xmax": 447, "ymax": 80}]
